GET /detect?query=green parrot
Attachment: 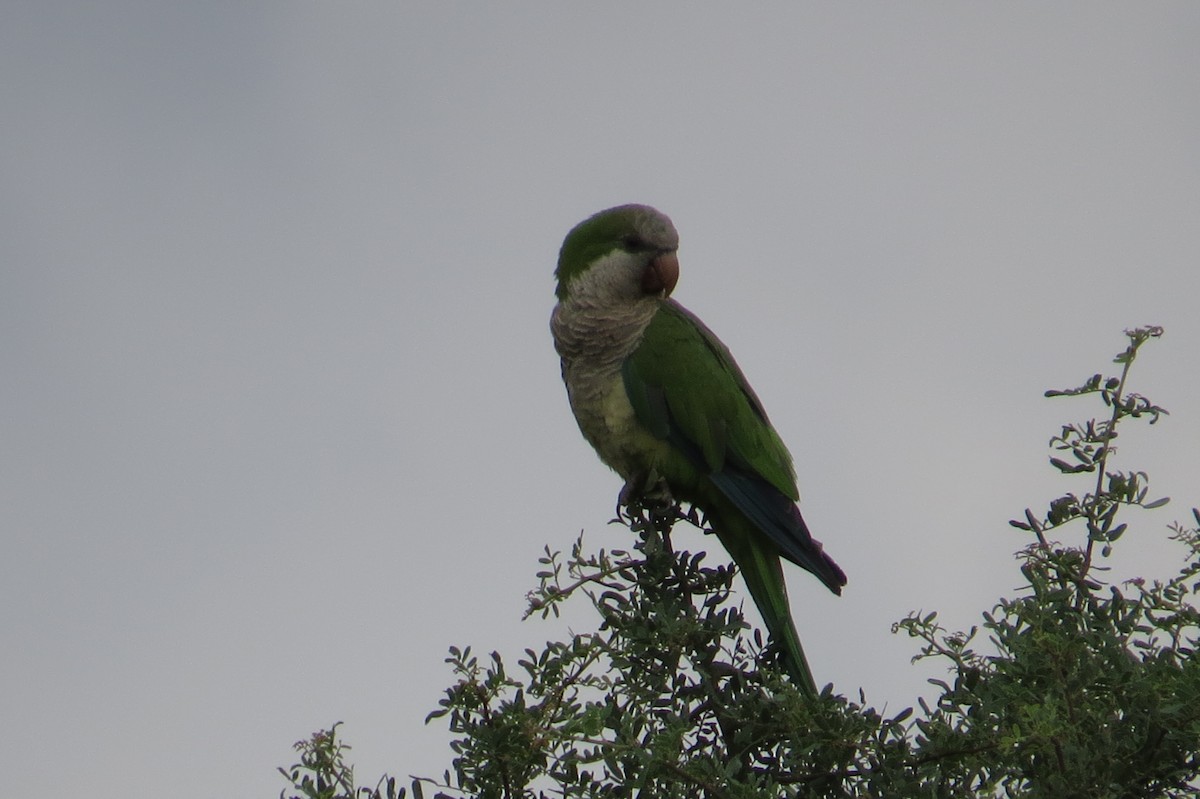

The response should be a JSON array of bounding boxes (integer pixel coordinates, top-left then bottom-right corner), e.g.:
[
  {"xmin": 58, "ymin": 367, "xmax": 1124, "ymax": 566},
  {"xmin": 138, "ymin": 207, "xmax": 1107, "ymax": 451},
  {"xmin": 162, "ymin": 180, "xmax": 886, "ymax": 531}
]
[{"xmin": 550, "ymin": 204, "xmax": 846, "ymax": 694}]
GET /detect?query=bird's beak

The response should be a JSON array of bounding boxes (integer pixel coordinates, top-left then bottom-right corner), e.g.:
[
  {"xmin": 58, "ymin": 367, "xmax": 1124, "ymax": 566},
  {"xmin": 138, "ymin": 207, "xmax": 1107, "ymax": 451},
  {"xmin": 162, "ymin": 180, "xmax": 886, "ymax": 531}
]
[{"xmin": 642, "ymin": 251, "xmax": 679, "ymax": 297}]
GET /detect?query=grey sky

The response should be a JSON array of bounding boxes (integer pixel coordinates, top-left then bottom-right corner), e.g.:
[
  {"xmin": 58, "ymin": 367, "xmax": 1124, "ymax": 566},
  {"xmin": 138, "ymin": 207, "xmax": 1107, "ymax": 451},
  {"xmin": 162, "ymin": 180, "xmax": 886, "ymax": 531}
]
[{"xmin": 3, "ymin": 4, "xmax": 1198, "ymax": 796}]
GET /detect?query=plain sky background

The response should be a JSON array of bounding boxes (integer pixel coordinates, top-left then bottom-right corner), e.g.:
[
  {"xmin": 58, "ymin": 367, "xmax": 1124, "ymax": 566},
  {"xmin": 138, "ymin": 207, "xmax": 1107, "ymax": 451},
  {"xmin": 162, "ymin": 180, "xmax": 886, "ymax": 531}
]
[{"xmin": 3, "ymin": 3, "xmax": 1199, "ymax": 796}]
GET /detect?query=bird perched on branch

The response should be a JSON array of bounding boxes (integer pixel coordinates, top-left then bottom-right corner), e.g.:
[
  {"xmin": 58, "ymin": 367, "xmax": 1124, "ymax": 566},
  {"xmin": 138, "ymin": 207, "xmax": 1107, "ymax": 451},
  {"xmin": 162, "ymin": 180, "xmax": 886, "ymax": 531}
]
[{"xmin": 550, "ymin": 204, "xmax": 846, "ymax": 693}]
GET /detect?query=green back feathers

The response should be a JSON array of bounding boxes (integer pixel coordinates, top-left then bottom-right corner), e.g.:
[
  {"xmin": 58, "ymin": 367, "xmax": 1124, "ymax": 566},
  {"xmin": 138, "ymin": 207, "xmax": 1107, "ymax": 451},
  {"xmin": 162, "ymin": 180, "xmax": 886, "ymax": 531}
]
[
  {"xmin": 623, "ymin": 300, "xmax": 846, "ymax": 595},
  {"xmin": 623, "ymin": 300, "xmax": 798, "ymax": 500}
]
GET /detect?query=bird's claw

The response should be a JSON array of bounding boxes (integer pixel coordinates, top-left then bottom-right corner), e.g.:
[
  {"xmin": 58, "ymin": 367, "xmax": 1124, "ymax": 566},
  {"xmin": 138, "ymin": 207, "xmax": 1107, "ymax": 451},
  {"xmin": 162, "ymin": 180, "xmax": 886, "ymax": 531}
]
[{"xmin": 616, "ymin": 473, "xmax": 678, "ymax": 527}]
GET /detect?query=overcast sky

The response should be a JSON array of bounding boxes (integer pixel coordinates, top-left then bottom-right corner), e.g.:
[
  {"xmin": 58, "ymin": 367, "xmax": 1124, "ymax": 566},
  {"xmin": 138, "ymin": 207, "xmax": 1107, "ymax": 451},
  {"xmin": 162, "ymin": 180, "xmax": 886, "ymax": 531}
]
[{"xmin": 3, "ymin": 3, "xmax": 1199, "ymax": 797}]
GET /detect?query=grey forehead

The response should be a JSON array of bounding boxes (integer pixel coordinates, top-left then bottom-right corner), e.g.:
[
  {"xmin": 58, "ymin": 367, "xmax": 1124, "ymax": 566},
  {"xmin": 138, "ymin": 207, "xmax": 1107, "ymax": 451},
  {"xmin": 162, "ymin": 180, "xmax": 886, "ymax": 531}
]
[{"xmin": 632, "ymin": 206, "xmax": 679, "ymax": 250}]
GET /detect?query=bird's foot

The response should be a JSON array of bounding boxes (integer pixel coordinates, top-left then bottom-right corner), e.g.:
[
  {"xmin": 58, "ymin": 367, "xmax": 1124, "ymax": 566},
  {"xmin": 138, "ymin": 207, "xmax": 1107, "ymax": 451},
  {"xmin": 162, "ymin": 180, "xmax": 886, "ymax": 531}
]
[
  {"xmin": 616, "ymin": 472, "xmax": 678, "ymax": 529},
  {"xmin": 641, "ymin": 476, "xmax": 677, "ymax": 520}
]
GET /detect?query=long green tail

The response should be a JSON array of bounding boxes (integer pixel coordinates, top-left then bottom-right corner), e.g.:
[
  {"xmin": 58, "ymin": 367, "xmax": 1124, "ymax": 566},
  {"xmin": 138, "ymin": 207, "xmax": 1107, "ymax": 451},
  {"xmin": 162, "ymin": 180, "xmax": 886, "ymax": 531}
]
[{"xmin": 715, "ymin": 517, "xmax": 818, "ymax": 695}]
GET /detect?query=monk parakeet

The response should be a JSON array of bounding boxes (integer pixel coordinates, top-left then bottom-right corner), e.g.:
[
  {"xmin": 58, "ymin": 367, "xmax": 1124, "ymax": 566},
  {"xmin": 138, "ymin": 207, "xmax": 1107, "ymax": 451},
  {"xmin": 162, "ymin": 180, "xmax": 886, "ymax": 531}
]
[{"xmin": 550, "ymin": 204, "xmax": 845, "ymax": 694}]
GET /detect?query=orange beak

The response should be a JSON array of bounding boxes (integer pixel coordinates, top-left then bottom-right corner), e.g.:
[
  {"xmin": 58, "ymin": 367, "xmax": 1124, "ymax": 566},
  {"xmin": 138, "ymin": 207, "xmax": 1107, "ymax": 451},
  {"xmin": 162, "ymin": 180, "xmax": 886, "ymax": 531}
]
[{"xmin": 642, "ymin": 251, "xmax": 680, "ymax": 297}]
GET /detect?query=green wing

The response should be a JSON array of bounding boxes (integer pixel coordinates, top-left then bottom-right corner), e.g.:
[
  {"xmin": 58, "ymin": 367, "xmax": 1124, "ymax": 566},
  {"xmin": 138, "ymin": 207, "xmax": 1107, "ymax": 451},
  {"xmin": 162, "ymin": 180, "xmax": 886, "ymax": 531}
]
[
  {"xmin": 624, "ymin": 300, "xmax": 797, "ymax": 496},
  {"xmin": 623, "ymin": 300, "xmax": 845, "ymax": 594}
]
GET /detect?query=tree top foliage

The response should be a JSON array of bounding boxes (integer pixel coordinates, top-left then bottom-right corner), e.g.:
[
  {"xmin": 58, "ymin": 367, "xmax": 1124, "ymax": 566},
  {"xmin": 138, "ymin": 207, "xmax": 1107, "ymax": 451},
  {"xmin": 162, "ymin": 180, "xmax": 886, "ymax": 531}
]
[{"xmin": 281, "ymin": 326, "xmax": 1200, "ymax": 799}]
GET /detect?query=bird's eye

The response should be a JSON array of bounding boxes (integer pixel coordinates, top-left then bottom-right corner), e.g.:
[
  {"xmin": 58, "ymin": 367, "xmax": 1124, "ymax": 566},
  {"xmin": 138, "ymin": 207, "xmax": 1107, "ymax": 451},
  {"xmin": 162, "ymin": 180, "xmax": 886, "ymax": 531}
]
[{"xmin": 621, "ymin": 234, "xmax": 648, "ymax": 251}]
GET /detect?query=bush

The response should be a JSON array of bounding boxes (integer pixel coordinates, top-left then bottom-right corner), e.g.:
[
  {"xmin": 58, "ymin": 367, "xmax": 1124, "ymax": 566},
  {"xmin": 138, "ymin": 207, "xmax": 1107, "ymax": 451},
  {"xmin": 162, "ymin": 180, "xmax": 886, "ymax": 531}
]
[{"xmin": 280, "ymin": 326, "xmax": 1200, "ymax": 799}]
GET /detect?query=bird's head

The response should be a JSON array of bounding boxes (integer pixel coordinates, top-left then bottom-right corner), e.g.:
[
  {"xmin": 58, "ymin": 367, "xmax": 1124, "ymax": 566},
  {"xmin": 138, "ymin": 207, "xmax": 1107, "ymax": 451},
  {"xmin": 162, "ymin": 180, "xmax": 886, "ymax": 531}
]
[{"xmin": 554, "ymin": 204, "xmax": 680, "ymax": 304}]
